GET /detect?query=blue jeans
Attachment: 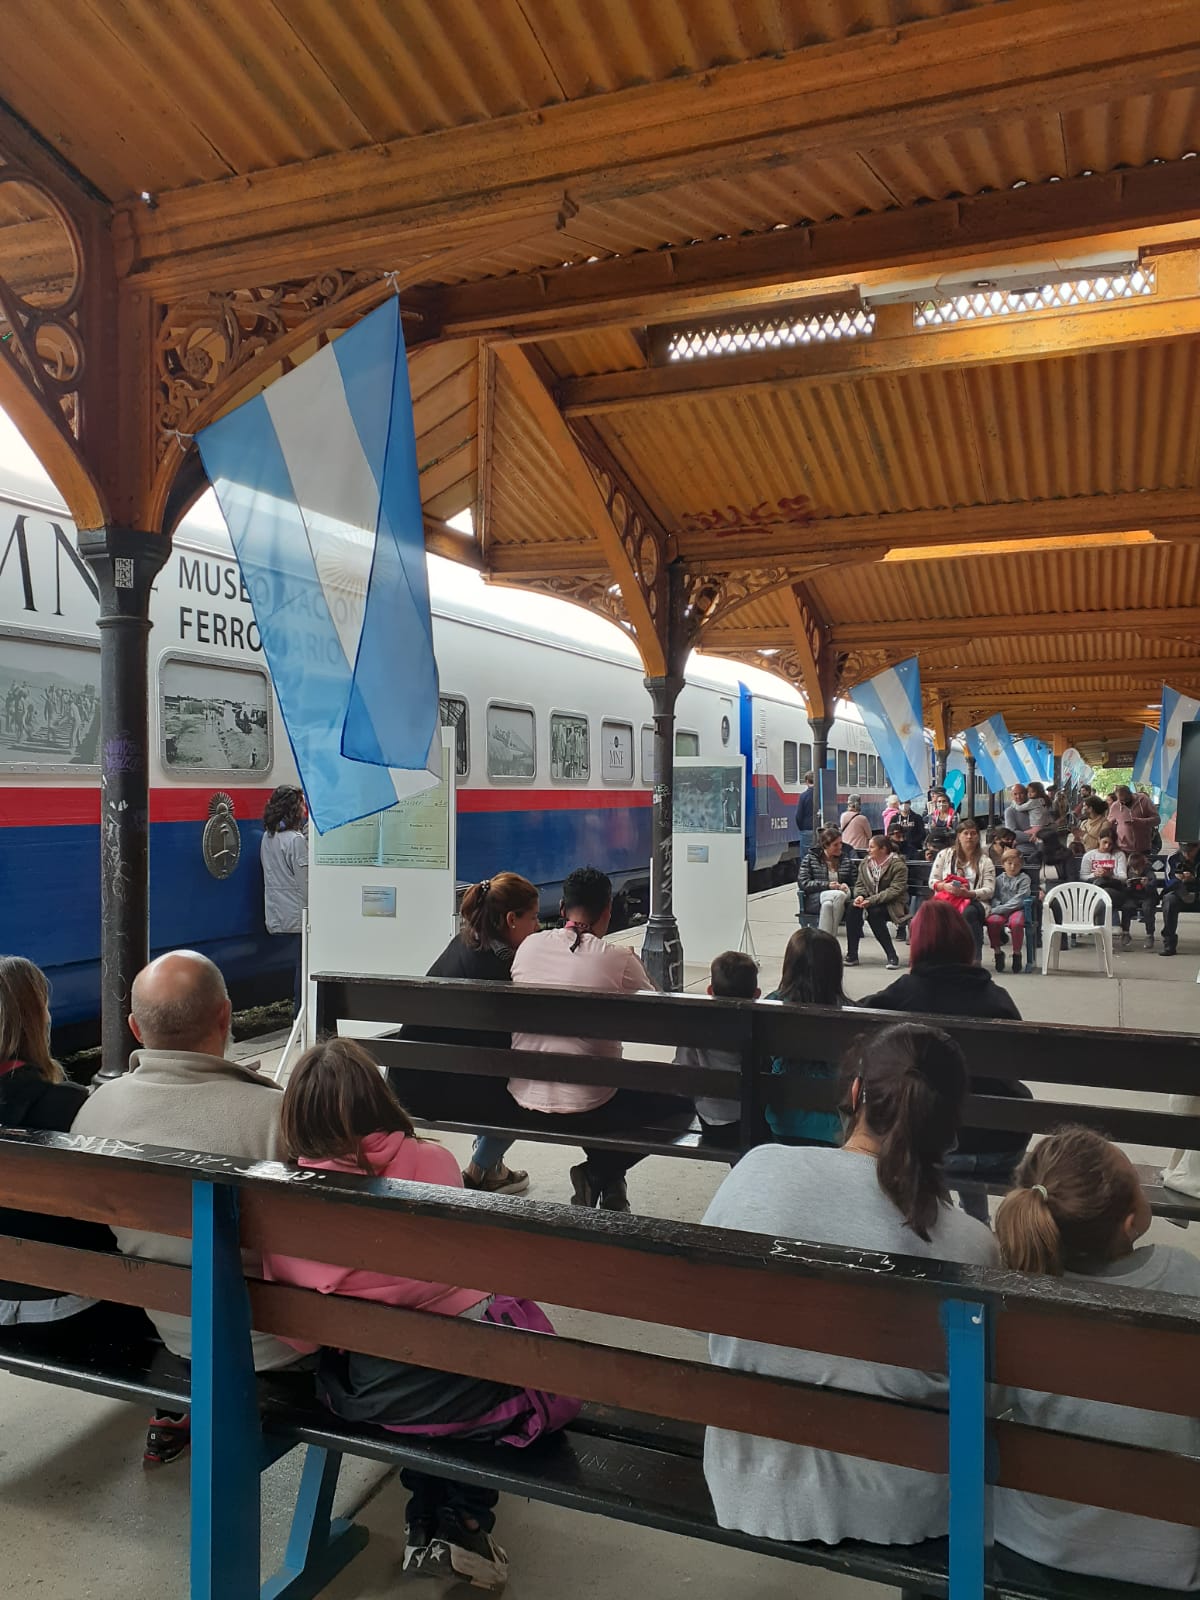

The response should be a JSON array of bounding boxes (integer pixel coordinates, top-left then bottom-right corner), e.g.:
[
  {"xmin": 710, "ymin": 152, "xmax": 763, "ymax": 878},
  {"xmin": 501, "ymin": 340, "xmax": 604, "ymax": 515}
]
[{"xmin": 471, "ymin": 1135, "xmax": 514, "ymax": 1173}]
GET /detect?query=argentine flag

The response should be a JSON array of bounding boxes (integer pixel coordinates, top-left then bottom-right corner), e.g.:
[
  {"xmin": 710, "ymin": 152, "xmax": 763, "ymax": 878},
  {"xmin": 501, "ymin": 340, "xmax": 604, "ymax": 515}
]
[
  {"xmin": 1013, "ymin": 736, "xmax": 1052, "ymax": 785},
  {"xmin": 1155, "ymin": 685, "xmax": 1200, "ymax": 800},
  {"xmin": 197, "ymin": 298, "xmax": 439, "ymax": 834},
  {"xmin": 847, "ymin": 657, "xmax": 930, "ymax": 802},
  {"xmin": 1133, "ymin": 722, "xmax": 1159, "ymax": 790},
  {"xmin": 965, "ymin": 714, "xmax": 1028, "ymax": 793}
]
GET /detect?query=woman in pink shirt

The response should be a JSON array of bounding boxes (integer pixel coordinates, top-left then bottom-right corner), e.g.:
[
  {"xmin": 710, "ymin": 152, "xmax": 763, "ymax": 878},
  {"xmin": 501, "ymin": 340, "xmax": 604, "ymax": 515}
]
[
  {"xmin": 507, "ymin": 866, "xmax": 692, "ymax": 1212},
  {"xmin": 264, "ymin": 1037, "xmax": 578, "ymax": 1591}
]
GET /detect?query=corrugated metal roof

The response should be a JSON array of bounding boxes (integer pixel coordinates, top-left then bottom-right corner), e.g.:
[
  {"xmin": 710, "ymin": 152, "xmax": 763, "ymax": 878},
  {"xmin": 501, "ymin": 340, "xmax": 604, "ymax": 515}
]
[
  {"xmin": 486, "ymin": 358, "xmax": 597, "ymax": 550},
  {"xmin": 597, "ymin": 343, "xmax": 1200, "ymax": 533}
]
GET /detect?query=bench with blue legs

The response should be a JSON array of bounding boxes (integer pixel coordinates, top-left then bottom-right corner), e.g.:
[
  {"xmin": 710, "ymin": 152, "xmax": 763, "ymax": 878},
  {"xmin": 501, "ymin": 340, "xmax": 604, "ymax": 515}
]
[{"xmin": 0, "ymin": 1126, "xmax": 1198, "ymax": 1600}]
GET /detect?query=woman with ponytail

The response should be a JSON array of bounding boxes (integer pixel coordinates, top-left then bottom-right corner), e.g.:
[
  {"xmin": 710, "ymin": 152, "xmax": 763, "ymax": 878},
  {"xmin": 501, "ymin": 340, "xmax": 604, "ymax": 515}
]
[
  {"xmin": 702, "ymin": 1022, "xmax": 997, "ymax": 1546},
  {"xmin": 994, "ymin": 1128, "xmax": 1200, "ymax": 1589},
  {"xmin": 388, "ymin": 872, "xmax": 540, "ymax": 1195}
]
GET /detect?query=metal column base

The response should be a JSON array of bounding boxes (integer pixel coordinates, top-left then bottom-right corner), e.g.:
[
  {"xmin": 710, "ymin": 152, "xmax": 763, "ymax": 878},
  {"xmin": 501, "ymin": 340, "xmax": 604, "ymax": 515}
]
[{"xmin": 261, "ymin": 1447, "xmax": 370, "ymax": 1600}]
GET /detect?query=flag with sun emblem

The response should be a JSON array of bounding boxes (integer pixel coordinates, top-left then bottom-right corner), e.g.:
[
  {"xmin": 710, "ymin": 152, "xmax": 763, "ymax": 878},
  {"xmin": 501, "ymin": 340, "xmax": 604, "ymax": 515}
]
[
  {"xmin": 197, "ymin": 297, "xmax": 440, "ymax": 834},
  {"xmin": 965, "ymin": 714, "xmax": 1028, "ymax": 793},
  {"xmin": 847, "ymin": 657, "xmax": 930, "ymax": 802}
]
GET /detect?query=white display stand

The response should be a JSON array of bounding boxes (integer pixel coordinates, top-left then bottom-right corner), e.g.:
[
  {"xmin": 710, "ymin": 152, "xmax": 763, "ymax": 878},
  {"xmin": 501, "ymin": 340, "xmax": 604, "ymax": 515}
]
[
  {"xmin": 667, "ymin": 755, "xmax": 750, "ymax": 972},
  {"xmin": 284, "ymin": 732, "xmax": 457, "ymax": 1068}
]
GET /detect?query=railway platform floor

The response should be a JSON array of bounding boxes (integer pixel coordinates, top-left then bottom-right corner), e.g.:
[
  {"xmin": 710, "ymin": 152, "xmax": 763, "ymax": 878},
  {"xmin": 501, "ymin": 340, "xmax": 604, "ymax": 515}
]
[{"xmin": 2, "ymin": 887, "xmax": 1196, "ymax": 1599}]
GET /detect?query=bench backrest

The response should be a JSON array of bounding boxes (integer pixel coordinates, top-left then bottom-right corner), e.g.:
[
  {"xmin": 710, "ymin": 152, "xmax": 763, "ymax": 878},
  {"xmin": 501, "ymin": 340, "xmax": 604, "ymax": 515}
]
[
  {"xmin": 317, "ymin": 974, "xmax": 1200, "ymax": 1154},
  {"xmin": 0, "ymin": 1127, "xmax": 1197, "ymax": 1537}
]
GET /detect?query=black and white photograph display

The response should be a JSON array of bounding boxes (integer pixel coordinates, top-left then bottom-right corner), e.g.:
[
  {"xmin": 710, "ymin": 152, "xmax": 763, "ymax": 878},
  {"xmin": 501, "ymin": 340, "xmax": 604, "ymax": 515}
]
[
  {"xmin": 675, "ymin": 764, "xmax": 744, "ymax": 833},
  {"xmin": 550, "ymin": 711, "xmax": 590, "ymax": 780},
  {"xmin": 0, "ymin": 633, "xmax": 99, "ymax": 765},
  {"xmin": 600, "ymin": 719, "xmax": 633, "ymax": 782},
  {"xmin": 486, "ymin": 702, "xmax": 535, "ymax": 777},
  {"xmin": 160, "ymin": 656, "xmax": 271, "ymax": 771}
]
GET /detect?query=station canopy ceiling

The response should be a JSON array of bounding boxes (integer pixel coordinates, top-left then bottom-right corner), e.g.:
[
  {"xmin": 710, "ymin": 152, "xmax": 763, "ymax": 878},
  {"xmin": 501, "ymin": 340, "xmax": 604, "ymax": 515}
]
[{"xmin": 3, "ymin": 0, "xmax": 1200, "ymax": 763}]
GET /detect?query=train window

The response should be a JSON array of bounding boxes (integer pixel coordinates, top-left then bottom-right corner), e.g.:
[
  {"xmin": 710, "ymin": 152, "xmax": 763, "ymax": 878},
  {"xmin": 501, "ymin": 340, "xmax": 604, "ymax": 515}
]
[
  {"xmin": 640, "ymin": 723, "xmax": 655, "ymax": 784},
  {"xmin": 848, "ymin": 751, "xmax": 859, "ymax": 786},
  {"xmin": 676, "ymin": 730, "xmax": 700, "ymax": 756},
  {"xmin": 870, "ymin": 755, "xmax": 879, "ymax": 787},
  {"xmin": 550, "ymin": 711, "xmax": 590, "ymax": 781},
  {"xmin": 159, "ymin": 653, "xmax": 272, "ymax": 773},
  {"xmin": 600, "ymin": 719, "xmax": 634, "ymax": 783},
  {"xmin": 438, "ymin": 695, "xmax": 469, "ymax": 778},
  {"xmin": 836, "ymin": 748, "xmax": 848, "ymax": 786},
  {"xmin": 486, "ymin": 702, "xmax": 536, "ymax": 779},
  {"xmin": 797, "ymin": 742, "xmax": 812, "ymax": 780},
  {"xmin": 0, "ymin": 626, "xmax": 99, "ymax": 771},
  {"xmin": 782, "ymin": 740, "xmax": 798, "ymax": 785}
]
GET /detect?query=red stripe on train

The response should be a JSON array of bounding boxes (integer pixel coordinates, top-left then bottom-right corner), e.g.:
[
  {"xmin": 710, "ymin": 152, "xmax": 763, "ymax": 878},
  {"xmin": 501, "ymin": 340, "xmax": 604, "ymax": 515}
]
[
  {"xmin": 0, "ymin": 786, "xmax": 275, "ymax": 827},
  {"xmin": 457, "ymin": 787, "xmax": 654, "ymax": 814}
]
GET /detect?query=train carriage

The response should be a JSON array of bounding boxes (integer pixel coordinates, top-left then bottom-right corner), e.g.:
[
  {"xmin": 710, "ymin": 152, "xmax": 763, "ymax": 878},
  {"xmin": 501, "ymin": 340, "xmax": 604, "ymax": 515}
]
[{"xmin": 0, "ymin": 467, "xmax": 890, "ymax": 1042}]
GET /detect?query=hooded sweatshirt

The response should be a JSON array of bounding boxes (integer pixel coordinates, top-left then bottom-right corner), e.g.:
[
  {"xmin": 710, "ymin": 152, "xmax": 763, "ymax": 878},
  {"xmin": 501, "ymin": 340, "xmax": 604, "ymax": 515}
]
[
  {"xmin": 261, "ymin": 1130, "xmax": 489, "ymax": 1352},
  {"xmin": 0, "ymin": 1060, "xmax": 114, "ymax": 1302},
  {"xmin": 857, "ymin": 964, "xmax": 1030, "ymax": 1157}
]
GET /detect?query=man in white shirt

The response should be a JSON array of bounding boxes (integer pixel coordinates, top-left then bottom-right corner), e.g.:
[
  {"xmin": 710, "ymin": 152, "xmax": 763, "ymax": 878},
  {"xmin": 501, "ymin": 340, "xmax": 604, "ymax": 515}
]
[{"xmin": 508, "ymin": 866, "xmax": 691, "ymax": 1212}]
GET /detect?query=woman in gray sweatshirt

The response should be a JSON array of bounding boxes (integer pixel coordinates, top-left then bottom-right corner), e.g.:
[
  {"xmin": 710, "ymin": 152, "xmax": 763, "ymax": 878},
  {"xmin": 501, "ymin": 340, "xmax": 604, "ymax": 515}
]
[{"xmin": 994, "ymin": 1127, "xmax": 1200, "ymax": 1591}]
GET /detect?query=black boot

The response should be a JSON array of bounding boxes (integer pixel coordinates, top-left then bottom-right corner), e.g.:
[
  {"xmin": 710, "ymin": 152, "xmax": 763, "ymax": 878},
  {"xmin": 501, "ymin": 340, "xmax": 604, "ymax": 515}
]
[
  {"xmin": 994, "ymin": 949, "xmax": 1006, "ymax": 973},
  {"xmin": 1161, "ymin": 936, "xmax": 1178, "ymax": 957},
  {"xmin": 1011, "ymin": 951, "xmax": 1023, "ymax": 974}
]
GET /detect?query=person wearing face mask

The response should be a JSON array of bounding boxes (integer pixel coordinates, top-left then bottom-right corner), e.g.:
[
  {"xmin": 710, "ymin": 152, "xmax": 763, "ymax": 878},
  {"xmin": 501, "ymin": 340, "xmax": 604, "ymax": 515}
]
[{"xmin": 844, "ymin": 832, "xmax": 906, "ymax": 969}]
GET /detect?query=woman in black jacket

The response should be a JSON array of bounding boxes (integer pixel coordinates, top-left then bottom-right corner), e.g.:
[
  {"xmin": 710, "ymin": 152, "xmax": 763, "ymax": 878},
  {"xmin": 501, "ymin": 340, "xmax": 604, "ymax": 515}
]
[
  {"xmin": 0, "ymin": 956, "xmax": 152, "ymax": 1349},
  {"xmin": 386, "ymin": 872, "xmax": 540, "ymax": 1194},
  {"xmin": 858, "ymin": 901, "xmax": 1031, "ymax": 1222}
]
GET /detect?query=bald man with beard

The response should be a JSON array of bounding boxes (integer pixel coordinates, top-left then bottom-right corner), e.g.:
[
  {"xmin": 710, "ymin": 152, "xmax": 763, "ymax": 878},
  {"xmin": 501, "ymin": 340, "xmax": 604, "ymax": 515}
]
[{"xmin": 74, "ymin": 950, "xmax": 305, "ymax": 1461}]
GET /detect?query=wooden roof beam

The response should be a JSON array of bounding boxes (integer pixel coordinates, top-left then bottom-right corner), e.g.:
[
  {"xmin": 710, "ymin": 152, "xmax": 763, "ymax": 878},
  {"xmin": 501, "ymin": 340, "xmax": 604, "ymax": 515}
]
[
  {"xmin": 562, "ymin": 253, "xmax": 1200, "ymax": 415},
  {"xmin": 831, "ymin": 609, "xmax": 1200, "ymax": 649},
  {"xmin": 490, "ymin": 343, "xmax": 667, "ymax": 675},
  {"xmin": 675, "ymin": 490, "xmax": 1200, "ymax": 570},
  {"xmin": 437, "ymin": 161, "xmax": 1200, "ymax": 341},
  {"xmin": 937, "ymin": 659, "xmax": 1200, "ymax": 687},
  {"xmin": 114, "ymin": 1, "xmax": 1200, "ymax": 294}
]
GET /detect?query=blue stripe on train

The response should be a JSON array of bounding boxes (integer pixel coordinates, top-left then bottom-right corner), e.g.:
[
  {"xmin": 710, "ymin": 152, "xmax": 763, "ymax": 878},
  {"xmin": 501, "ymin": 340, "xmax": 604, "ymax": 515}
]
[
  {"xmin": 456, "ymin": 805, "xmax": 654, "ymax": 901},
  {"xmin": 2, "ymin": 818, "xmax": 290, "ymax": 1027}
]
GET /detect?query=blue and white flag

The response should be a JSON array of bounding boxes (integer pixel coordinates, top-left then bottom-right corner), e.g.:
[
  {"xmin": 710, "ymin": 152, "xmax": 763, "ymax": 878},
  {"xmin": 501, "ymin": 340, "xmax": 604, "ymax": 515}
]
[
  {"xmin": 965, "ymin": 714, "xmax": 1027, "ymax": 793},
  {"xmin": 847, "ymin": 657, "xmax": 929, "ymax": 802},
  {"xmin": 197, "ymin": 298, "xmax": 439, "ymax": 833},
  {"xmin": 1133, "ymin": 723, "xmax": 1159, "ymax": 790},
  {"xmin": 1154, "ymin": 685, "xmax": 1200, "ymax": 800},
  {"xmin": 1013, "ymin": 736, "xmax": 1052, "ymax": 785}
]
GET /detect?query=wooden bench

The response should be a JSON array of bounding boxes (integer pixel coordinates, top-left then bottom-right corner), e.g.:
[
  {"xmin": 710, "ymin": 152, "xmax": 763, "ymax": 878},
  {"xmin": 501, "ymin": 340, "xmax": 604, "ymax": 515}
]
[
  {"xmin": 316, "ymin": 975, "xmax": 1200, "ymax": 1224},
  {"xmin": 0, "ymin": 1128, "xmax": 1198, "ymax": 1600}
]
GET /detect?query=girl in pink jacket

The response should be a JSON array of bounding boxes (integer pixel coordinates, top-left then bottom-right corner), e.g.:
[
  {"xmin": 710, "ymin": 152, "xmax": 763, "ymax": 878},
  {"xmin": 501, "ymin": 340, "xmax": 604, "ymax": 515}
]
[{"xmin": 264, "ymin": 1037, "xmax": 578, "ymax": 1591}]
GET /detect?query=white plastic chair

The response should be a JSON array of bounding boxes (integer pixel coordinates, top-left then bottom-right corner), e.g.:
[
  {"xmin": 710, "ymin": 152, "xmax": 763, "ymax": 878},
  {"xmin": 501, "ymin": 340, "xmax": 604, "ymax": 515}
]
[{"xmin": 1041, "ymin": 883, "xmax": 1115, "ymax": 977}]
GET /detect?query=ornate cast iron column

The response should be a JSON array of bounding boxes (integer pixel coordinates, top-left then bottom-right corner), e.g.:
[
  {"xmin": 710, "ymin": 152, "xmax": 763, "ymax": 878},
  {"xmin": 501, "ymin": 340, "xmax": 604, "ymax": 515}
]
[
  {"xmin": 80, "ymin": 528, "xmax": 171, "ymax": 1079},
  {"xmin": 641, "ymin": 564, "xmax": 691, "ymax": 993},
  {"xmin": 965, "ymin": 754, "xmax": 977, "ymax": 818},
  {"xmin": 809, "ymin": 715, "xmax": 833, "ymax": 824}
]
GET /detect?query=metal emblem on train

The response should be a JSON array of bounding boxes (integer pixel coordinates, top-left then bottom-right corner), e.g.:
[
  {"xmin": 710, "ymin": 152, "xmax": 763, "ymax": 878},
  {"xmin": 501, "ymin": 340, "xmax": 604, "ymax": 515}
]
[{"xmin": 202, "ymin": 792, "xmax": 241, "ymax": 879}]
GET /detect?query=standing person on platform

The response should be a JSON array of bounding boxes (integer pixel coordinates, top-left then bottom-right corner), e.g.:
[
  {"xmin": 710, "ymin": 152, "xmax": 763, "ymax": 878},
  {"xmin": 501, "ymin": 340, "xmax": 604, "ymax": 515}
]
[
  {"xmin": 894, "ymin": 798, "xmax": 926, "ymax": 857},
  {"xmin": 797, "ymin": 826, "xmax": 854, "ymax": 936},
  {"xmin": 1160, "ymin": 840, "xmax": 1200, "ymax": 956},
  {"xmin": 260, "ymin": 785, "xmax": 308, "ymax": 1017},
  {"xmin": 795, "ymin": 771, "xmax": 816, "ymax": 859},
  {"xmin": 702, "ymin": 1022, "xmax": 997, "ymax": 1547},
  {"xmin": 1107, "ymin": 785, "xmax": 1160, "ymax": 855},
  {"xmin": 838, "ymin": 796, "xmax": 873, "ymax": 861},
  {"xmin": 930, "ymin": 818, "xmax": 995, "ymax": 960},
  {"xmin": 266, "ymin": 1037, "xmax": 579, "ymax": 1592},
  {"xmin": 882, "ymin": 794, "xmax": 902, "ymax": 834},
  {"xmin": 507, "ymin": 867, "xmax": 690, "ymax": 1213},
  {"xmin": 994, "ymin": 1127, "xmax": 1200, "ymax": 1590},
  {"xmin": 845, "ymin": 833, "xmax": 905, "ymax": 969},
  {"xmin": 388, "ymin": 873, "xmax": 540, "ymax": 1195}
]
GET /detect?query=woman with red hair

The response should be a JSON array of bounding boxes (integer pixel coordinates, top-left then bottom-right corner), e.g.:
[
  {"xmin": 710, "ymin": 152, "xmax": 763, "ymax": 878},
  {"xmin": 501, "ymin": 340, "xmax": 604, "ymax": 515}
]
[{"xmin": 859, "ymin": 901, "xmax": 1030, "ymax": 1221}]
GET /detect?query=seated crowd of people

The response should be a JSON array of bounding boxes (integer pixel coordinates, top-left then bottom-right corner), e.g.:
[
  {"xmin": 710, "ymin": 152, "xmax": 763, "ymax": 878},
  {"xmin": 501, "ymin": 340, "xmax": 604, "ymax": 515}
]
[
  {"xmin": 0, "ymin": 842, "xmax": 1196, "ymax": 1591},
  {"xmin": 799, "ymin": 780, "xmax": 1197, "ymax": 969}
]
